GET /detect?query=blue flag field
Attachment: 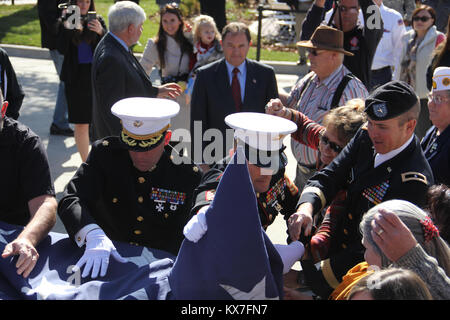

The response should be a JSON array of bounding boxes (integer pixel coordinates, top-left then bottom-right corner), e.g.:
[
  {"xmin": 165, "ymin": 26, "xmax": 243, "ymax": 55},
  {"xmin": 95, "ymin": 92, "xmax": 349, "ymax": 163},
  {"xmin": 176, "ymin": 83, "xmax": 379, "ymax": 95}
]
[{"xmin": 0, "ymin": 148, "xmax": 284, "ymax": 301}]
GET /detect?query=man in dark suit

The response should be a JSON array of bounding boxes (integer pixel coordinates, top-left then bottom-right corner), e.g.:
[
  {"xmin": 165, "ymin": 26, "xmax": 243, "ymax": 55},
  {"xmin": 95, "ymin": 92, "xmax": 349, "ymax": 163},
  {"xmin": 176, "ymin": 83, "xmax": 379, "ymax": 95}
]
[
  {"xmin": 190, "ymin": 22, "xmax": 279, "ymax": 172},
  {"xmin": 91, "ymin": 1, "xmax": 181, "ymax": 141}
]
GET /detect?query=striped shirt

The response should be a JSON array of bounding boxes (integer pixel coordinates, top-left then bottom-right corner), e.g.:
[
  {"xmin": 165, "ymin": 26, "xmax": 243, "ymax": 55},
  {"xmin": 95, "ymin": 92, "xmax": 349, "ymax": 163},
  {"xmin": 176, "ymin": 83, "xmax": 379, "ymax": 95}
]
[{"xmin": 287, "ymin": 65, "xmax": 368, "ymax": 167}]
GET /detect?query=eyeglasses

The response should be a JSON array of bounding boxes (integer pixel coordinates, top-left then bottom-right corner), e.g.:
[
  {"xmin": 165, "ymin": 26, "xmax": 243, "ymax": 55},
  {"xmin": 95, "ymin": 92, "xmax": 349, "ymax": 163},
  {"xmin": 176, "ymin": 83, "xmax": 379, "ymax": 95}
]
[
  {"xmin": 413, "ymin": 16, "xmax": 431, "ymax": 22},
  {"xmin": 337, "ymin": 5, "xmax": 358, "ymax": 13},
  {"xmin": 320, "ymin": 135, "xmax": 343, "ymax": 153},
  {"xmin": 427, "ymin": 93, "xmax": 450, "ymax": 104},
  {"xmin": 306, "ymin": 48, "xmax": 325, "ymax": 56}
]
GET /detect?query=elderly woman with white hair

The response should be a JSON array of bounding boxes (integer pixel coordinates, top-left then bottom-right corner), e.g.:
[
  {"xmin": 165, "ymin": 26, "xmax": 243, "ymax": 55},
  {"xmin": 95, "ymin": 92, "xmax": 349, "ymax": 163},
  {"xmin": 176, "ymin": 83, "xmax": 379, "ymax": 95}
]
[
  {"xmin": 421, "ymin": 66, "xmax": 450, "ymax": 186},
  {"xmin": 330, "ymin": 199, "xmax": 450, "ymax": 300}
]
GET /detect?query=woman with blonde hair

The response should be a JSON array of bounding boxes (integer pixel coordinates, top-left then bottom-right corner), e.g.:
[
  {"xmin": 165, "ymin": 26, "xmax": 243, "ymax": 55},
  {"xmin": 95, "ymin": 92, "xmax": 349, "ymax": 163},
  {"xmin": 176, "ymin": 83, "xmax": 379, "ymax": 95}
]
[
  {"xmin": 268, "ymin": 98, "xmax": 366, "ymax": 263},
  {"xmin": 185, "ymin": 14, "xmax": 223, "ymax": 103}
]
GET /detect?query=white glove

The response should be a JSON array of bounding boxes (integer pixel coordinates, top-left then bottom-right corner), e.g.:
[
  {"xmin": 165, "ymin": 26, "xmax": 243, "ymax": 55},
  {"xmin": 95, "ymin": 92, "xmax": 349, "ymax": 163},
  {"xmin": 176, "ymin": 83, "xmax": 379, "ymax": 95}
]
[
  {"xmin": 183, "ymin": 205, "xmax": 209, "ymax": 243},
  {"xmin": 274, "ymin": 241, "xmax": 305, "ymax": 274},
  {"xmin": 74, "ymin": 229, "xmax": 128, "ymax": 278}
]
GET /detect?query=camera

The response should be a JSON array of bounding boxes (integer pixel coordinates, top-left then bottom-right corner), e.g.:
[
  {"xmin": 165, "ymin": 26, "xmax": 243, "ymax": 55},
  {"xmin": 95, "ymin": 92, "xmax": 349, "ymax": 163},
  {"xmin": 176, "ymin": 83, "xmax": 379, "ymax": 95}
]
[
  {"xmin": 87, "ymin": 11, "xmax": 97, "ymax": 23},
  {"xmin": 58, "ymin": 2, "xmax": 70, "ymax": 10},
  {"xmin": 161, "ymin": 74, "xmax": 188, "ymax": 84}
]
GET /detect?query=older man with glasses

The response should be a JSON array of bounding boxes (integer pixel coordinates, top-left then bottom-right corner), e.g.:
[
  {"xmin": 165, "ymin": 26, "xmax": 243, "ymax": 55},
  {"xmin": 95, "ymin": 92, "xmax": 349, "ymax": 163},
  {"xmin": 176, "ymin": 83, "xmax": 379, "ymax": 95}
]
[
  {"xmin": 270, "ymin": 25, "xmax": 368, "ymax": 192},
  {"xmin": 421, "ymin": 67, "xmax": 450, "ymax": 186}
]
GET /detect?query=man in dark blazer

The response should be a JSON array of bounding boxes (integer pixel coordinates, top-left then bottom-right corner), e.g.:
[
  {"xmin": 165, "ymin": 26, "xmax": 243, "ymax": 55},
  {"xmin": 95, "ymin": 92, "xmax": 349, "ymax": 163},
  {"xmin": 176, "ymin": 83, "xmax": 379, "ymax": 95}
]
[
  {"xmin": 190, "ymin": 22, "xmax": 279, "ymax": 171},
  {"xmin": 91, "ymin": 1, "xmax": 181, "ymax": 141}
]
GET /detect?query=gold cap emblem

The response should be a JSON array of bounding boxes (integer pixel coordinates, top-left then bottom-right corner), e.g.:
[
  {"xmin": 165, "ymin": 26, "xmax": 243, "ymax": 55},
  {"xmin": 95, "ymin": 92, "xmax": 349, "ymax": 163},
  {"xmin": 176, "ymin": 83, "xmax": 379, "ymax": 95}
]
[{"xmin": 133, "ymin": 120, "xmax": 144, "ymax": 128}]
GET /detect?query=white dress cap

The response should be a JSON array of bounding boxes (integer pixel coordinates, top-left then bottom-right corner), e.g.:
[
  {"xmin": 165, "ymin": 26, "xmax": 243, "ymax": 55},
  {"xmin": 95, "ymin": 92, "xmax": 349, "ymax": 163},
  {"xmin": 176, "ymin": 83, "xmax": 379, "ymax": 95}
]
[
  {"xmin": 432, "ymin": 67, "xmax": 450, "ymax": 92},
  {"xmin": 225, "ymin": 112, "xmax": 297, "ymax": 151},
  {"xmin": 111, "ymin": 97, "xmax": 180, "ymax": 137}
]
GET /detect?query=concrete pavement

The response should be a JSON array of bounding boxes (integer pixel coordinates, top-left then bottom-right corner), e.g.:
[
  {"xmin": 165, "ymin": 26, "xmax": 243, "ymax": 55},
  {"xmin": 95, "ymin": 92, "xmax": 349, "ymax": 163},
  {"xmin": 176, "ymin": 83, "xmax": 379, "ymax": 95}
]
[{"xmin": 4, "ymin": 48, "xmax": 304, "ymax": 249}]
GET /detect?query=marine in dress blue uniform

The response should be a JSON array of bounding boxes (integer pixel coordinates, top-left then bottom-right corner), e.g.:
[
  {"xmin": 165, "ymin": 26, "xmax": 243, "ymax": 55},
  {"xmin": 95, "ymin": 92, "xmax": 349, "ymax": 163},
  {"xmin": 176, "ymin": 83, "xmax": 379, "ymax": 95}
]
[
  {"xmin": 291, "ymin": 81, "xmax": 434, "ymax": 298},
  {"xmin": 190, "ymin": 112, "xmax": 300, "ymax": 231},
  {"xmin": 58, "ymin": 98, "xmax": 202, "ymax": 257}
]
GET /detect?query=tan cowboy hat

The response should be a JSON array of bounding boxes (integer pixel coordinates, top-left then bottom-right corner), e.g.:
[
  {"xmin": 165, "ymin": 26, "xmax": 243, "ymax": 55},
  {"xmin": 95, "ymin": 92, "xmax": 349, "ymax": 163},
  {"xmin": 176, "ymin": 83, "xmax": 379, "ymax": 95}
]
[{"xmin": 296, "ymin": 25, "xmax": 354, "ymax": 56}]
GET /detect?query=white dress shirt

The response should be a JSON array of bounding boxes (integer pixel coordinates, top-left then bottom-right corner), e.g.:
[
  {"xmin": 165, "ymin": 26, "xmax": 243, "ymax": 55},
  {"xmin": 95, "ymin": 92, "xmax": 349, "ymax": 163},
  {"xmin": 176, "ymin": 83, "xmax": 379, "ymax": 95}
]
[
  {"xmin": 371, "ymin": 4, "xmax": 406, "ymax": 79},
  {"xmin": 374, "ymin": 134, "xmax": 414, "ymax": 168}
]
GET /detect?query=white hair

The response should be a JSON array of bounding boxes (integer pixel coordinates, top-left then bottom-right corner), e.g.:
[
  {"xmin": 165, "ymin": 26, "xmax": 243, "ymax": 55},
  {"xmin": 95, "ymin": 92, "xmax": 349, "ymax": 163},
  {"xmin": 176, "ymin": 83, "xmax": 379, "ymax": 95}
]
[{"xmin": 108, "ymin": 1, "xmax": 146, "ymax": 33}]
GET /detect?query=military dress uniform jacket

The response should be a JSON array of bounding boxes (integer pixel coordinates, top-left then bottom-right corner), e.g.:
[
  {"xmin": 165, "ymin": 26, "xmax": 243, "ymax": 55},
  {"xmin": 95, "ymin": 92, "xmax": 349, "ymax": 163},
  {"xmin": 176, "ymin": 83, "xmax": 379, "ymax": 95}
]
[
  {"xmin": 58, "ymin": 137, "xmax": 202, "ymax": 256},
  {"xmin": 421, "ymin": 125, "xmax": 450, "ymax": 186},
  {"xmin": 298, "ymin": 127, "xmax": 434, "ymax": 298},
  {"xmin": 190, "ymin": 158, "xmax": 299, "ymax": 230}
]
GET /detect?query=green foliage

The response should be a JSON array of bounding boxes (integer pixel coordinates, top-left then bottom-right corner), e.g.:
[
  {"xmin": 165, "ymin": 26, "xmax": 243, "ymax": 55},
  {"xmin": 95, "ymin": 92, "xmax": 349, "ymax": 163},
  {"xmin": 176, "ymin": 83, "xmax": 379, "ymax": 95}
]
[
  {"xmin": 0, "ymin": 0, "xmax": 298, "ymax": 61},
  {"xmin": 179, "ymin": 0, "xmax": 201, "ymax": 18}
]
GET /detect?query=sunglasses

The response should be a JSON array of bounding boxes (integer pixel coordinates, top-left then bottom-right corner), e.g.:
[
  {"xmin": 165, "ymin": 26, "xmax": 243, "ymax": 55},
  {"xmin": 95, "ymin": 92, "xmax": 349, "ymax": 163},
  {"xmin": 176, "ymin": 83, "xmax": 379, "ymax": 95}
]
[
  {"xmin": 321, "ymin": 135, "xmax": 343, "ymax": 153},
  {"xmin": 413, "ymin": 16, "xmax": 431, "ymax": 22},
  {"xmin": 427, "ymin": 93, "xmax": 449, "ymax": 104},
  {"xmin": 306, "ymin": 48, "xmax": 325, "ymax": 56}
]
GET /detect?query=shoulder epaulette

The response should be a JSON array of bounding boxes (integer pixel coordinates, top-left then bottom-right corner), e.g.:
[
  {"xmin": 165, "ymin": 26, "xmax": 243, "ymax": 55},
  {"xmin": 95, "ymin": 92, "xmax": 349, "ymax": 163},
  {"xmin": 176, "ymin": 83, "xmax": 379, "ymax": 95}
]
[{"xmin": 401, "ymin": 172, "xmax": 428, "ymax": 185}]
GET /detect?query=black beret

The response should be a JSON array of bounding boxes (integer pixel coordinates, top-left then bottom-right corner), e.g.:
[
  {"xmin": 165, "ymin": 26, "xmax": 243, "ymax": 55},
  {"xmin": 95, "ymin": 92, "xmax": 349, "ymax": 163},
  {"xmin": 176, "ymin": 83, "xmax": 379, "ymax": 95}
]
[{"xmin": 365, "ymin": 81, "xmax": 418, "ymax": 121}]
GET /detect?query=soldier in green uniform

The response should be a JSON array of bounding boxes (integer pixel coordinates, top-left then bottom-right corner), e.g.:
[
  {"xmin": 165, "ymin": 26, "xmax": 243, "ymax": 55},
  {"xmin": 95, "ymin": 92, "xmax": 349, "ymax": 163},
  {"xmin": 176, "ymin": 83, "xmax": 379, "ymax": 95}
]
[
  {"xmin": 288, "ymin": 81, "xmax": 435, "ymax": 299},
  {"xmin": 58, "ymin": 97, "xmax": 202, "ymax": 279},
  {"xmin": 187, "ymin": 112, "xmax": 299, "ymax": 236}
]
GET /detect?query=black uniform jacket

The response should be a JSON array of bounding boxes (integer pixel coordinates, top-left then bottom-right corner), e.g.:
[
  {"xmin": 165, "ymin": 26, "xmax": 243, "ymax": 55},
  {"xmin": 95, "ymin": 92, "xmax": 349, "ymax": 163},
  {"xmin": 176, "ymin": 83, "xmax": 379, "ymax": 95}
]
[
  {"xmin": 58, "ymin": 137, "xmax": 202, "ymax": 256},
  {"xmin": 298, "ymin": 127, "xmax": 434, "ymax": 298},
  {"xmin": 421, "ymin": 125, "xmax": 450, "ymax": 186},
  {"xmin": 190, "ymin": 157, "xmax": 299, "ymax": 230}
]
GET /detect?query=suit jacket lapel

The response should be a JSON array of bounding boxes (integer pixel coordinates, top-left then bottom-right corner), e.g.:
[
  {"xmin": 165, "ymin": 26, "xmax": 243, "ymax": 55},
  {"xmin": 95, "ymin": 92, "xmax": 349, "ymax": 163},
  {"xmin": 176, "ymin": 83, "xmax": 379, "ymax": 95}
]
[
  {"xmin": 108, "ymin": 33, "xmax": 151, "ymax": 82},
  {"xmin": 243, "ymin": 59, "xmax": 255, "ymax": 108},
  {"xmin": 215, "ymin": 59, "xmax": 236, "ymax": 111}
]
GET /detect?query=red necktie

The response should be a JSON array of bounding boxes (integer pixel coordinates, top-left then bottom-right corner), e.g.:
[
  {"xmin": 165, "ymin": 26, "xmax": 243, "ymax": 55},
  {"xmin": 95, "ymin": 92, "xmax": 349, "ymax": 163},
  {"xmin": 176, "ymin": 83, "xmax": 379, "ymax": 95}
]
[{"xmin": 231, "ymin": 67, "xmax": 242, "ymax": 112}]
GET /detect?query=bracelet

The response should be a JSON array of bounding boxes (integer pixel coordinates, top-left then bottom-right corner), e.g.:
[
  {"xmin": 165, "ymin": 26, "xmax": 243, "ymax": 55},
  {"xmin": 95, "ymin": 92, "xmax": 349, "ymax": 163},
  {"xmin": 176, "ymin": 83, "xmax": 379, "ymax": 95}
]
[
  {"xmin": 285, "ymin": 108, "xmax": 294, "ymax": 121},
  {"xmin": 283, "ymin": 107, "xmax": 291, "ymax": 120}
]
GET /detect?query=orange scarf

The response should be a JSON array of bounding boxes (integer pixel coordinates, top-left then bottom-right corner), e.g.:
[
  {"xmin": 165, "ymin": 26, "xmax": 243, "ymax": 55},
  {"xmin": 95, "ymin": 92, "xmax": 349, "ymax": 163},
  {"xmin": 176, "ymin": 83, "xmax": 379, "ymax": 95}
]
[{"xmin": 329, "ymin": 262, "xmax": 373, "ymax": 300}]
